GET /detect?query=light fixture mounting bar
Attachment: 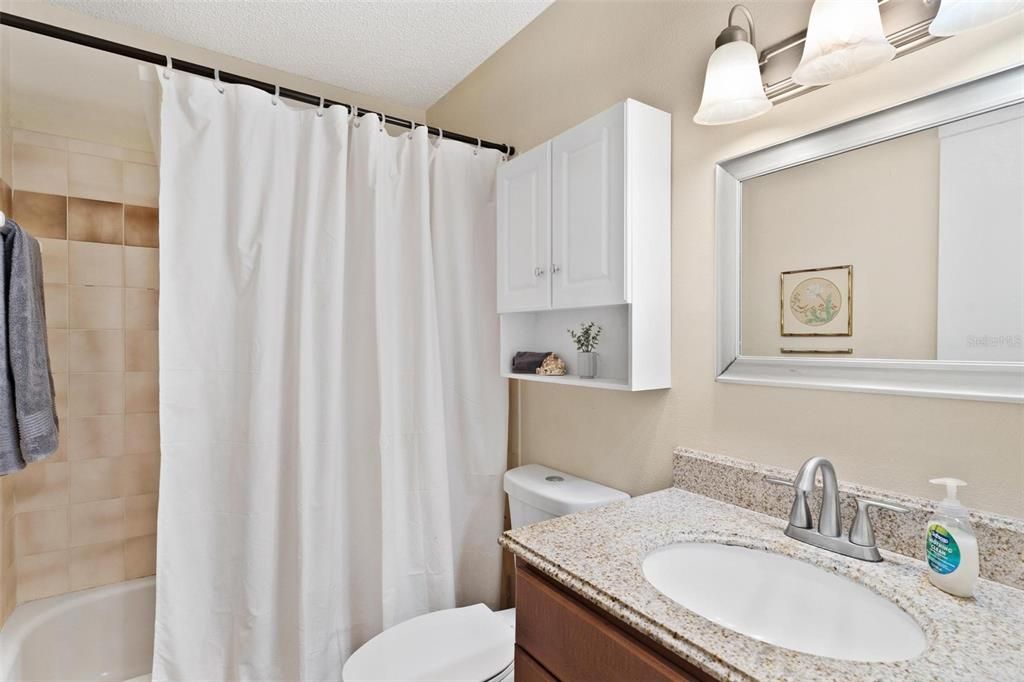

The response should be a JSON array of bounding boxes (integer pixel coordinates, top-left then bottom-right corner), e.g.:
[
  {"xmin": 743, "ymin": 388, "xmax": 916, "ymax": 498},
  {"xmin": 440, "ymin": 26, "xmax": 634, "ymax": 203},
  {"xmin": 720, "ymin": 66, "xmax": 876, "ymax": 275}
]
[{"xmin": 762, "ymin": 8, "xmax": 945, "ymax": 104}]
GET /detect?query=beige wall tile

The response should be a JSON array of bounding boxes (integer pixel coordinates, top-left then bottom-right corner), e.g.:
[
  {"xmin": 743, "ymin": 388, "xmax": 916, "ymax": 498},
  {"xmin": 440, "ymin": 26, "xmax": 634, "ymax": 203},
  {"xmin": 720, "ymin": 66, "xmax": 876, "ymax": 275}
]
[
  {"xmin": 68, "ymin": 199, "xmax": 124, "ymax": 245},
  {"xmin": 68, "ymin": 153, "xmax": 123, "ymax": 203},
  {"xmin": 12, "ymin": 145, "xmax": 67, "ymax": 195},
  {"xmin": 124, "ymin": 494, "xmax": 157, "ymax": 538},
  {"xmin": 15, "ymin": 508, "xmax": 68, "ymax": 556},
  {"xmin": 12, "ymin": 191, "xmax": 67, "ymax": 240},
  {"xmin": 67, "ymin": 139, "xmax": 123, "ymax": 161},
  {"xmin": 49, "ymin": 431, "xmax": 68, "ymax": 463},
  {"xmin": 52, "ymin": 373, "xmax": 69, "ymax": 422},
  {"xmin": 12, "ymin": 462, "xmax": 69, "ymax": 513},
  {"xmin": 17, "ymin": 549, "xmax": 70, "ymax": 602},
  {"xmin": 124, "ymin": 247, "xmax": 159, "ymax": 290},
  {"xmin": 123, "ymin": 163, "xmax": 158, "ymax": 208},
  {"xmin": 124, "ymin": 535, "xmax": 156, "ymax": 579},
  {"xmin": 70, "ymin": 330, "xmax": 124, "ymax": 372},
  {"xmin": 70, "ymin": 458, "xmax": 122, "ymax": 504},
  {"xmin": 38, "ymin": 238, "xmax": 69, "ymax": 284},
  {"xmin": 125, "ymin": 205, "xmax": 158, "ymax": 247},
  {"xmin": 68, "ymin": 414, "xmax": 125, "ymax": 460},
  {"xmin": 69, "ymin": 240, "xmax": 123, "ymax": 284},
  {"xmin": 123, "ymin": 149, "xmax": 156, "ymax": 165},
  {"xmin": 43, "ymin": 284, "xmax": 69, "ymax": 329},
  {"xmin": 0, "ymin": 182, "xmax": 12, "ymax": 220},
  {"xmin": 70, "ymin": 541, "xmax": 124, "ymax": 590},
  {"xmin": 69, "ymin": 373, "xmax": 124, "ymax": 416},
  {"xmin": 125, "ymin": 372, "xmax": 158, "ymax": 414},
  {"xmin": 124, "ymin": 414, "xmax": 159, "ymax": 456},
  {"xmin": 3, "ymin": 515, "xmax": 14, "ymax": 568},
  {"xmin": 47, "ymin": 329, "xmax": 69, "ymax": 374},
  {"xmin": 125, "ymin": 289, "xmax": 158, "ymax": 330},
  {"xmin": 69, "ymin": 498, "xmax": 124, "ymax": 547},
  {"xmin": 121, "ymin": 455, "xmax": 159, "ymax": 497},
  {"xmin": 125, "ymin": 330, "xmax": 158, "ymax": 371},
  {"xmin": 13, "ymin": 130, "xmax": 68, "ymax": 151},
  {"xmin": 69, "ymin": 286, "xmax": 123, "ymax": 330}
]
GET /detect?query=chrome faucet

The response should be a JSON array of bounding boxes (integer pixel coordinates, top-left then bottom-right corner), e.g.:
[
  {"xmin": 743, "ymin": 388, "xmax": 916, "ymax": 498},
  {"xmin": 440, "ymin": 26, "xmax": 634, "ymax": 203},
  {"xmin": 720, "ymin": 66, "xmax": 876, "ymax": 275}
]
[{"xmin": 767, "ymin": 457, "xmax": 908, "ymax": 562}]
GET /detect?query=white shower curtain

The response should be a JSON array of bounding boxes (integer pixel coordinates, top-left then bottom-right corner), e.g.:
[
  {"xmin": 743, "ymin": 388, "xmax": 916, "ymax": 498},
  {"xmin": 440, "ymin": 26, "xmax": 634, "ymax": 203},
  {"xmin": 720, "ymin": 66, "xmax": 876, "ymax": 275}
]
[{"xmin": 153, "ymin": 72, "xmax": 507, "ymax": 681}]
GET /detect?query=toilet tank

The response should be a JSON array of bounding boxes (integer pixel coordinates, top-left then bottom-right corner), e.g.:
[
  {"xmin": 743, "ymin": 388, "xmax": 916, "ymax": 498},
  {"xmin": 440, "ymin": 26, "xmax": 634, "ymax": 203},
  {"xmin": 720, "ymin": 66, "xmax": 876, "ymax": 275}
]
[{"xmin": 503, "ymin": 464, "xmax": 629, "ymax": 529}]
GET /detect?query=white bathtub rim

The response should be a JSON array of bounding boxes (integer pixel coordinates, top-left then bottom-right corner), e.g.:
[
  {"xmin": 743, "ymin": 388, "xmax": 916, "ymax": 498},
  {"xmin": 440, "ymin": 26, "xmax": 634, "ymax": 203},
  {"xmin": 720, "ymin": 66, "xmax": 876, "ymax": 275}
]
[{"xmin": 0, "ymin": 576, "xmax": 156, "ymax": 680}]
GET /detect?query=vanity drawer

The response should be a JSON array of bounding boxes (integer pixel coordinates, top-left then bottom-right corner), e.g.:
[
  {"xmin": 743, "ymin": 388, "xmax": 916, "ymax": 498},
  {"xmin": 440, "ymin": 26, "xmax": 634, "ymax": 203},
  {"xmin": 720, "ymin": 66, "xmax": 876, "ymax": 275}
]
[
  {"xmin": 515, "ymin": 645, "xmax": 557, "ymax": 681},
  {"xmin": 515, "ymin": 562, "xmax": 709, "ymax": 681}
]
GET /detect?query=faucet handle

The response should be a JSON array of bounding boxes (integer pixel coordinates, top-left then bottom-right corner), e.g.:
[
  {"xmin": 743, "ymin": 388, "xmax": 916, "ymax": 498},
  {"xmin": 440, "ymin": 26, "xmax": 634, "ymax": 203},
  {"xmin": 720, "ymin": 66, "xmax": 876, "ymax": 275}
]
[
  {"xmin": 765, "ymin": 475, "xmax": 813, "ymax": 529},
  {"xmin": 850, "ymin": 498, "xmax": 909, "ymax": 547}
]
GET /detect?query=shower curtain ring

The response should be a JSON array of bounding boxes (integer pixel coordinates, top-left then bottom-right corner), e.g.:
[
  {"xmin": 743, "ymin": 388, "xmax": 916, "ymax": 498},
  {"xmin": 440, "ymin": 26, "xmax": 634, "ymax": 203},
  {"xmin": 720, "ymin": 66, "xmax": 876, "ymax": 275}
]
[
  {"xmin": 317, "ymin": 96, "xmax": 325, "ymax": 118},
  {"xmin": 474, "ymin": 138, "xmax": 482, "ymax": 156},
  {"xmin": 351, "ymin": 105, "xmax": 360, "ymax": 127},
  {"xmin": 163, "ymin": 55, "xmax": 172, "ymax": 80},
  {"xmin": 378, "ymin": 112, "xmax": 386, "ymax": 132},
  {"xmin": 213, "ymin": 68, "xmax": 225, "ymax": 94},
  {"xmin": 436, "ymin": 127, "xmax": 443, "ymax": 147},
  {"xmin": 272, "ymin": 84, "xmax": 280, "ymax": 106}
]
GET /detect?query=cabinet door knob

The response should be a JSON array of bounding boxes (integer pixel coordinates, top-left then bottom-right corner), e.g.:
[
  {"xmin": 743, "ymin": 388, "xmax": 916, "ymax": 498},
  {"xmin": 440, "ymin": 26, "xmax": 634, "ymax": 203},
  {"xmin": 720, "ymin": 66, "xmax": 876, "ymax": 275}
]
[
  {"xmin": 551, "ymin": 264, "xmax": 561, "ymax": 274},
  {"xmin": 534, "ymin": 266, "xmax": 546, "ymax": 277}
]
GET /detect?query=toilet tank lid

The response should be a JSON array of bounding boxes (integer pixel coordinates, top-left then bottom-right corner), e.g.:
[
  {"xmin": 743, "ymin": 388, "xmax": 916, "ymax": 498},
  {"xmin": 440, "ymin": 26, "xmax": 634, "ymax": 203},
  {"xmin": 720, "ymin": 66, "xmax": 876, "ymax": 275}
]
[{"xmin": 503, "ymin": 464, "xmax": 629, "ymax": 517}]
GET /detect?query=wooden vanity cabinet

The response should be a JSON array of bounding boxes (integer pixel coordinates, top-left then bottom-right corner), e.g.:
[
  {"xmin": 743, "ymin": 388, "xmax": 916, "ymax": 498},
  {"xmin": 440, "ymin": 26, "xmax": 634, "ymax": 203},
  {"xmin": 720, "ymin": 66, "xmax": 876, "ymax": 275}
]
[{"xmin": 514, "ymin": 562, "xmax": 714, "ymax": 682}]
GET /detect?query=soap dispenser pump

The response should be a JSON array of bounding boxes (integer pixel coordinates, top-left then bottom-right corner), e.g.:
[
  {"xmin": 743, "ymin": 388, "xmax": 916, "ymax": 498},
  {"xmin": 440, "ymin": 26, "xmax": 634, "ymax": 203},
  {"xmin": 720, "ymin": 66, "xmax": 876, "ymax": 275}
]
[{"xmin": 925, "ymin": 478, "xmax": 979, "ymax": 597}]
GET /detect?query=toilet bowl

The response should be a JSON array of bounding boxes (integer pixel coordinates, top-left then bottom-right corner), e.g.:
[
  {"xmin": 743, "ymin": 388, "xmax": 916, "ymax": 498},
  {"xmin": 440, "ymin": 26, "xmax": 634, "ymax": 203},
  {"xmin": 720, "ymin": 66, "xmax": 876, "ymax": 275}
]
[{"xmin": 342, "ymin": 464, "xmax": 628, "ymax": 681}]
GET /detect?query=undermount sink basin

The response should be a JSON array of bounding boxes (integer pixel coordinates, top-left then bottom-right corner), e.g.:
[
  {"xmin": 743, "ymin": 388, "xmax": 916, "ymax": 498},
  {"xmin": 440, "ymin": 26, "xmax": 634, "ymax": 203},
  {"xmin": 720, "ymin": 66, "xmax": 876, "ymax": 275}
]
[{"xmin": 642, "ymin": 543, "xmax": 927, "ymax": 662}]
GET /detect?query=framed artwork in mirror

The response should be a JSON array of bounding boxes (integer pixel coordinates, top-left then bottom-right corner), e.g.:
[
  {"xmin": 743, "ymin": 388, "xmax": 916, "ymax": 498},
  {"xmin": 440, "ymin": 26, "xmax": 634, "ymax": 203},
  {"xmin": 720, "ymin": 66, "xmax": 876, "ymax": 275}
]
[{"xmin": 780, "ymin": 265, "xmax": 852, "ymax": 336}]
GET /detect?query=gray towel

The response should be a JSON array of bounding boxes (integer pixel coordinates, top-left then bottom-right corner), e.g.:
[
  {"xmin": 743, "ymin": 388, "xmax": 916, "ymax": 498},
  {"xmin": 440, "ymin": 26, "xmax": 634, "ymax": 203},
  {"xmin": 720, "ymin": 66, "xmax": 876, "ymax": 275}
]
[
  {"xmin": 2, "ymin": 219, "xmax": 58, "ymax": 470},
  {"xmin": 0, "ymin": 221, "xmax": 25, "ymax": 474}
]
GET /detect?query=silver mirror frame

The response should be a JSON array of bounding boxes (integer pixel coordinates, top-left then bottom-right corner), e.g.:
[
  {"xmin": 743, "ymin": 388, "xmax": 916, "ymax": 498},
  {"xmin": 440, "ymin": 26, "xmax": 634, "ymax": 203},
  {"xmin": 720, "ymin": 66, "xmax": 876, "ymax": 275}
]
[{"xmin": 716, "ymin": 66, "xmax": 1024, "ymax": 403}]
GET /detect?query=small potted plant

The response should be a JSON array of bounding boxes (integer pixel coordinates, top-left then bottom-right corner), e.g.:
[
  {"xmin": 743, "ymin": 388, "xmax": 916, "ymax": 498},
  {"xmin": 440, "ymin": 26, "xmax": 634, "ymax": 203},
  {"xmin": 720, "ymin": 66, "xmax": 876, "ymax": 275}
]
[{"xmin": 568, "ymin": 322, "xmax": 602, "ymax": 379}]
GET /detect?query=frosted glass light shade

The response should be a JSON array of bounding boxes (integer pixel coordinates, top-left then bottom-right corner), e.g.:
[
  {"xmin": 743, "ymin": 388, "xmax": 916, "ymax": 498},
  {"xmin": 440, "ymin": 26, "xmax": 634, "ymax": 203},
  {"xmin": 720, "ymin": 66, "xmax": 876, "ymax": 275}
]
[
  {"xmin": 792, "ymin": 0, "xmax": 896, "ymax": 86},
  {"xmin": 929, "ymin": 0, "xmax": 1024, "ymax": 36},
  {"xmin": 693, "ymin": 41, "xmax": 772, "ymax": 126}
]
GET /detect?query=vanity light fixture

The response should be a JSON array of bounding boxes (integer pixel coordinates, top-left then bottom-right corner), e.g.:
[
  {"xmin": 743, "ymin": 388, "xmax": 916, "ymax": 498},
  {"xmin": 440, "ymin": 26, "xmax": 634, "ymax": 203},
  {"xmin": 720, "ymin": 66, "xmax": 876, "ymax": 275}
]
[
  {"xmin": 792, "ymin": 0, "xmax": 896, "ymax": 86},
  {"xmin": 693, "ymin": 5, "xmax": 772, "ymax": 126},
  {"xmin": 928, "ymin": 0, "xmax": 1024, "ymax": 36}
]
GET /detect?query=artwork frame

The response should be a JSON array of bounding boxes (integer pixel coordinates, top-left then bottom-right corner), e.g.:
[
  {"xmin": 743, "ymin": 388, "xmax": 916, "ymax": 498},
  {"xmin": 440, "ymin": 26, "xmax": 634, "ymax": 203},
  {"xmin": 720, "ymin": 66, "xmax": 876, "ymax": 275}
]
[{"xmin": 780, "ymin": 265, "xmax": 853, "ymax": 337}]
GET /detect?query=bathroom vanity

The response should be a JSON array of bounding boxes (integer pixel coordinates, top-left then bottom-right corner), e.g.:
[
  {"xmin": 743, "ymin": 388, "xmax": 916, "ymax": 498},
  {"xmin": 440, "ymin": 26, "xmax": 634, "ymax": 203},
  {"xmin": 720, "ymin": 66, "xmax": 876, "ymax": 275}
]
[
  {"xmin": 514, "ymin": 562, "xmax": 709, "ymax": 681},
  {"xmin": 501, "ymin": 449, "xmax": 1024, "ymax": 681}
]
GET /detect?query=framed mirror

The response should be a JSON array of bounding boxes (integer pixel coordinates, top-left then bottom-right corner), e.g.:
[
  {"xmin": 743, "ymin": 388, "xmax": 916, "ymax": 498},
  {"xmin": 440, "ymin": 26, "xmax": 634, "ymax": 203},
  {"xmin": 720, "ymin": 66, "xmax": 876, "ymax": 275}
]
[{"xmin": 716, "ymin": 66, "xmax": 1023, "ymax": 403}]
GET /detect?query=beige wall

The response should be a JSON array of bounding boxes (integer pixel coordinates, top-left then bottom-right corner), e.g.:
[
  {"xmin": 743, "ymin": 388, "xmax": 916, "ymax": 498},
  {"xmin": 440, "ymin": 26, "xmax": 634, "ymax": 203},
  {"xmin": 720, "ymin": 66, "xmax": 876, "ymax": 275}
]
[
  {"xmin": 1, "ymin": 4, "xmax": 15, "ymax": 627},
  {"xmin": 0, "ymin": 0, "xmax": 424, "ymax": 621},
  {"xmin": 6, "ymin": 127, "xmax": 161, "ymax": 606},
  {"xmin": 742, "ymin": 129, "xmax": 939, "ymax": 358},
  {"xmin": 428, "ymin": 0, "xmax": 1024, "ymax": 516},
  {"xmin": 3, "ymin": 1, "xmax": 426, "ymax": 152}
]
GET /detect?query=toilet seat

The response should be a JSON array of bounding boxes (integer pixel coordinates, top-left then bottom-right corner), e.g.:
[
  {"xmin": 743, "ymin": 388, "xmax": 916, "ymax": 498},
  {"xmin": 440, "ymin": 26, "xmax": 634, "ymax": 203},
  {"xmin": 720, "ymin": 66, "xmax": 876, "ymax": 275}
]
[{"xmin": 342, "ymin": 604, "xmax": 515, "ymax": 682}]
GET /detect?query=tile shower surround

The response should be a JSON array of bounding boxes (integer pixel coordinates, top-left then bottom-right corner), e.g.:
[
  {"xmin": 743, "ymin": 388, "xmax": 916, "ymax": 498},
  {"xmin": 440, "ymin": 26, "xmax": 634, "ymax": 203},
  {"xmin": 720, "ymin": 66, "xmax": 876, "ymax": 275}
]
[{"xmin": 1, "ymin": 129, "xmax": 160, "ymax": 614}]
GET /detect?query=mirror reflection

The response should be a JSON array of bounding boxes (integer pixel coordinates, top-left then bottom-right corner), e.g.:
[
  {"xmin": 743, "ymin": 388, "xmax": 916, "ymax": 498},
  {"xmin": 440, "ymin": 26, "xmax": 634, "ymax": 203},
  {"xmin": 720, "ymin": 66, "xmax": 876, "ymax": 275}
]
[{"xmin": 741, "ymin": 104, "xmax": 1024, "ymax": 362}]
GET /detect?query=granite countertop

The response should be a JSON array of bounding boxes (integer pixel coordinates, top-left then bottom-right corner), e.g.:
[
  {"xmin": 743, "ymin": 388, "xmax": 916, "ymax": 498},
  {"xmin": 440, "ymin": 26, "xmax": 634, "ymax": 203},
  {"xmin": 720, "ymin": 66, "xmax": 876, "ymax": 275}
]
[{"xmin": 500, "ymin": 488, "xmax": 1024, "ymax": 681}]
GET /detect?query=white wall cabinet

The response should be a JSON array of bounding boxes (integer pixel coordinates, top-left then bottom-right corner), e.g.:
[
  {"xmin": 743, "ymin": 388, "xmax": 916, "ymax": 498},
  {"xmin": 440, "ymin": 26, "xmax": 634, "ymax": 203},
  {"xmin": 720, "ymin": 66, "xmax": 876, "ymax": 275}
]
[
  {"xmin": 497, "ymin": 99, "xmax": 671, "ymax": 391},
  {"xmin": 497, "ymin": 142, "xmax": 552, "ymax": 312},
  {"xmin": 551, "ymin": 103, "xmax": 626, "ymax": 309}
]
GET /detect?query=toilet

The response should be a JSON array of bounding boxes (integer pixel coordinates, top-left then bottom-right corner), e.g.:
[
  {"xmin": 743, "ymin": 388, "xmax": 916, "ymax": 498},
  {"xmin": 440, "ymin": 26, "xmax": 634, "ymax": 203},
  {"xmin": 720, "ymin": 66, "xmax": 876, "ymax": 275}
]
[{"xmin": 342, "ymin": 464, "xmax": 629, "ymax": 681}]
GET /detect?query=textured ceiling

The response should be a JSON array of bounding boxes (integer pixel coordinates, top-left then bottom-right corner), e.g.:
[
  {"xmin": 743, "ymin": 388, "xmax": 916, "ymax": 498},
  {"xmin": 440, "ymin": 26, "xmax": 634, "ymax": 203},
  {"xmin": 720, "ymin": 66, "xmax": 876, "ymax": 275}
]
[{"xmin": 49, "ymin": 0, "xmax": 552, "ymax": 109}]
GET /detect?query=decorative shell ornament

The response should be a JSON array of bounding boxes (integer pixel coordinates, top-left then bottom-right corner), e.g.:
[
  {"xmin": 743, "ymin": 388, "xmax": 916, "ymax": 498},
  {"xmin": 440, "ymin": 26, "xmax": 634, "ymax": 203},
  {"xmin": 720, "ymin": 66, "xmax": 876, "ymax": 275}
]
[{"xmin": 536, "ymin": 353, "xmax": 567, "ymax": 376}]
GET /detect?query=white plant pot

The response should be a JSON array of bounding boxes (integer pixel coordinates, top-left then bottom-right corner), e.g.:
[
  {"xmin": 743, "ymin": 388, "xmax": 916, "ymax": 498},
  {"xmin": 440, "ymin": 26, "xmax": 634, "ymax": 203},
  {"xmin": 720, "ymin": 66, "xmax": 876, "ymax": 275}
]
[{"xmin": 577, "ymin": 352, "xmax": 597, "ymax": 379}]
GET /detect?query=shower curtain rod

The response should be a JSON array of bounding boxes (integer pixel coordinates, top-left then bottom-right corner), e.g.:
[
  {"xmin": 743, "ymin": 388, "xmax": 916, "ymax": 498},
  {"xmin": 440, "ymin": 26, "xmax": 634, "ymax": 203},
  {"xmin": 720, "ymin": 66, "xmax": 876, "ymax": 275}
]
[{"xmin": 0, "ymin": 12, "xmax": 517, "ymax": 157}]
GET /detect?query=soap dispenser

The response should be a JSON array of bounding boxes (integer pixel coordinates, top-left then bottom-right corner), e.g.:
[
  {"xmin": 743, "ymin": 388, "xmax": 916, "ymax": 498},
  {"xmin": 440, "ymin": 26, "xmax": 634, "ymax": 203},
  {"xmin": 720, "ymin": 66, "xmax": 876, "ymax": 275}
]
[{"xmin": 925, "ymin": 478, "xmax": 979, "ymax": 598}]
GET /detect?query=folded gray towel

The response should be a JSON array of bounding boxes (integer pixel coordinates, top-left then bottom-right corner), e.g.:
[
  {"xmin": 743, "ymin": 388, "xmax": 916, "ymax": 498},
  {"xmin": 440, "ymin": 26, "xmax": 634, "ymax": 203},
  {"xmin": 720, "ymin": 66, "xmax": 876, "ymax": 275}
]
[
  {"xmin": 3, "ymin": 219, "xmax": 58, "ymax": 469},
  {"xmin": 0, "ymin": 221, "xmax": 25, "ymax": 474}
]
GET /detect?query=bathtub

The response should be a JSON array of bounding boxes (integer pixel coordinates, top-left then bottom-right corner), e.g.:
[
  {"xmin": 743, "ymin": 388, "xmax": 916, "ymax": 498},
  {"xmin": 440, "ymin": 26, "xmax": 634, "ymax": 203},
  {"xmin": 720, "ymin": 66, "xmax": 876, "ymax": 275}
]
[{"xmin": 0, "ymin": 577, "xmax": 155, "ymax": 682}]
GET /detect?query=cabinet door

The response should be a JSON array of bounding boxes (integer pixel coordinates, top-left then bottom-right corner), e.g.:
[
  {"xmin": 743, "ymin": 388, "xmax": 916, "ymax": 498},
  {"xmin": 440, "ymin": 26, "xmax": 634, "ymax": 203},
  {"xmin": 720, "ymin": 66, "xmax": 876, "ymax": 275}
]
[
  {"xmin": 551, "ymin": 104, "xmax": 625, "ymax": 309},
  {"xmin": 497, "ymin": 142, "xmax": 552, "ymax": 312}
]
